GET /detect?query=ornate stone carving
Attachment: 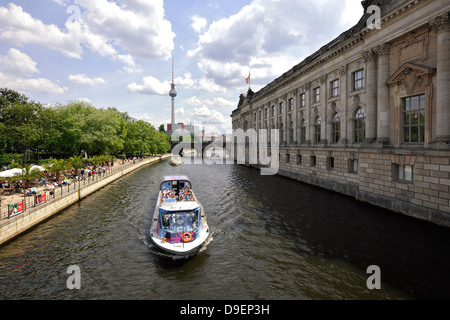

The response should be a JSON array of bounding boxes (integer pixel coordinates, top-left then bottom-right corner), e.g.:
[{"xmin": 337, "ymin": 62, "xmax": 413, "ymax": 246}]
[
  {"xmin": 402, "ymin": 68, "xmax": 418, "ymax": 92},
  {"xmin": 387, "ymin": 63, "xmax": 436, "ymax": 94},
  {"xmin": 374, "ymin": 43, "xmax": 392, "ymax": 56},
  {"xmin": 330, "ymin": 101, "xmax": 337, "ymax": 112},
  {"xmin": 362, "ymin": 49, "xmax": 376, "ymax": 62},
  {"xmin": 339, "ymin": 65, "xmax": 348, "ymax": 76},
  {"xmin": 353, "ymin": 94, "xmax": 360, "ymax": 107},
  {"xmin": 431, "ymin": 12, "xmax": 450, "ymax": 34},
  {"xmin": 397, "ymin": 31, "xmax": 429, "ymax": 64}
]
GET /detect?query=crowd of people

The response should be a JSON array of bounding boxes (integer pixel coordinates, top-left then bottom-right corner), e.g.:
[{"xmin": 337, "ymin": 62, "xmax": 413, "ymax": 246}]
[
  {"xmin": 178, "ymin": 186, "xmax": 194, "ymax": 202},
  {"xmin": 160, "ymin": 186, "xmax": 195, "ymax": 202}
]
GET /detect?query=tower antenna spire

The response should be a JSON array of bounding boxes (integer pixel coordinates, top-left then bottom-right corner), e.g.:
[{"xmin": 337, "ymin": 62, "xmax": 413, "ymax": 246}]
[
  {"xmin": 169, "ymin": 54, "xmax": 177, "ymax": 128},
  {"xmin": 172, "ymin": 55, "xmax": 174, "ymax": 84}
]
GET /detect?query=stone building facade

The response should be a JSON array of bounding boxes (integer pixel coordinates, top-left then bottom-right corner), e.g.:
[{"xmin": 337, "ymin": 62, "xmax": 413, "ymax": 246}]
[{"xmin": 230, "ymin": 0, "xmax": 450, "ymax": 227}]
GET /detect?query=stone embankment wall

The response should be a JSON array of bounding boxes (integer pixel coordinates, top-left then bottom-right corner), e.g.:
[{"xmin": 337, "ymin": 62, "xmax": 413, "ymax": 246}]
[
  {"xmin": 0, "ymin": 155, "xmax": 170, "ymax": 246},
  {"xmin": 275, "ymin": 147, "xmax": 450, "ymax": 228}
]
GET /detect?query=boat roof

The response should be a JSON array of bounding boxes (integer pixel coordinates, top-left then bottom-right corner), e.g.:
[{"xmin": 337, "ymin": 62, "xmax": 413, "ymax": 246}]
[
  {"xmin": 161, "ymin": 175, "xmax": 191, "ymax": 183},
  {"xmin": 160, "ymin": 199, "xmax": 199, "ymax": 211}
]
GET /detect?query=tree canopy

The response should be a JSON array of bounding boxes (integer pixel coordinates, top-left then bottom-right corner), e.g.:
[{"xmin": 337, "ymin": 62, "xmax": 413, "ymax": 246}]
[{"xmin": 0, "ymin": 88, "xmax": 170, "ymax": 166}]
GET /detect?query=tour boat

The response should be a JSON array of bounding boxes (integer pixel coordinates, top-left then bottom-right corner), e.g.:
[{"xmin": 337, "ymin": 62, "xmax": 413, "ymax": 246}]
[
  {"xmin": 150, "ymin": 176, "xmax": 210, "ymax": 257},
  {"xmin": 169, "ymin": 155, "xmax": 182, "ymax": 166}
]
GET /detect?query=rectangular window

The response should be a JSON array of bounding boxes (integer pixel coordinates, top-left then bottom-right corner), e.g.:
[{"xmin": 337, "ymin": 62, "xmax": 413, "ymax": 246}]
[
  {"xmin": 297, "ymin": 154, "xmax": 302, "ymax": 165},
  {"xmin": 286, "ymin": 154, "xmax": 290, "ymax": 163},
  {"xmin": 300, "ymin": 93, "xmax": 306, "ymax": 108},
  {"xmin": 331, "ymin": 79, "xmax": 339, "ymax": 97},
  {"xmin": 265, "ymin": 108, "xmax": 268, "ymax": 119},
  {"xmin": 403, "ymin": 95, "xmax": 425, "ymax": 143},
  {"xmin": 349, "ymin": 159, "xmax": 358, "ymax": 174},
  {"xmin": 279, "ymin": 102, "xmax": 284, "ymax": 114},
  {"xmin": 394, "ymin": 164, "xmax": 414, "ymax": 182},
  {"xmin": 272, "ymin": 106, "xmax": 275, "ymax": 117},
  {"xmin": 353, "ymin": 69, "xmax": 364, "ymax": 91},
  {"xmin": 313, "ymin": 87, "xmax": 320, "ymax": 103},
  {"xmin": 327, "ymin": 157, "xmax": 335, "ymax": 170},
  {"xmin": 310, "ymin": 155, "xmax": 316, "ymax": 167},
  {"xmin": 289, "ymin": 98, "xmax": 294, "ymax": 111}
]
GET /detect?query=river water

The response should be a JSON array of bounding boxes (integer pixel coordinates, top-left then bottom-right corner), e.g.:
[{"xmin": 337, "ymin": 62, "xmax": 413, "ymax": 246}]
[{"xmin": 1, "ymin": 155, "xmax": 449, "ymax": 300}]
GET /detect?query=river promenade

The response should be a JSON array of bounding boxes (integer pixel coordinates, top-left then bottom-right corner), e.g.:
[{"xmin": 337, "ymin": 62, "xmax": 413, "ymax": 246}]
[{"xmin": 0, "ymin": 154, "xmax": 170, "ymax": 246}]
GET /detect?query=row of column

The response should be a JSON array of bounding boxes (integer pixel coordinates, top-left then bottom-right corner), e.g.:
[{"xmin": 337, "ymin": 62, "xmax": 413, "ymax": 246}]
[
  {"xmin": 363, "ymin": 43, "xmax": 391, "ymax": 145},
  {"xmin": 240, "ymin": 11, "xmax": 450, "ymax": 147},
  {"xmin": 432, "ymin": 12, "xmax": 450, "ymax": 143}
]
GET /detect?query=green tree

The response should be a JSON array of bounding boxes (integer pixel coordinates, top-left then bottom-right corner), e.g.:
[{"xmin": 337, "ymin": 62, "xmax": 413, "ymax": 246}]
[
  {"xmin": 9, "ymin": 164, "xmax": 43, "ymax": 188},
  {"xmin": 68, "ymin": 155, "xmax": 84, "ymax": 176},
  {"xmin": 45, "ymin": 159, "xmax": 70, "ymax": 181},
  {"xmin": 0, "ymin": 88, "xmax": 47, "ymax": 166}
]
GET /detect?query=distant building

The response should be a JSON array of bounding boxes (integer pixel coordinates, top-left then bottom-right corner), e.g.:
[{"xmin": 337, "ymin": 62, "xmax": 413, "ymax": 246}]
[
  {"xmin": 231, "ymin": 0, "xmax": 450, "ymax": 227},
  {"xmin": 167, "ymin": 122, "xmax": 200, "ymax": 138}
]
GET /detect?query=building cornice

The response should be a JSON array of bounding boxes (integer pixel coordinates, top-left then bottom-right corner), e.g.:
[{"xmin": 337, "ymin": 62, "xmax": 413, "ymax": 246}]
[{"xmin": 242, "ymin": 0, "xmax": 433, "ymax": 107}]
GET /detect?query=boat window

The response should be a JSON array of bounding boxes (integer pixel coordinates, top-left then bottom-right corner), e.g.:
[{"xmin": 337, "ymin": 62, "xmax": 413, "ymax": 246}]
[{"xmin": 161, "ymin": 210, "xmax": 200, "ymax": 233}]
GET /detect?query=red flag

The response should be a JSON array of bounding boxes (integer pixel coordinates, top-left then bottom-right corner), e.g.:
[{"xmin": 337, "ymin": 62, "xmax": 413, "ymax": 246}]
[{"xmin": 246, "ymin": 72, "xmax": 250, "ymax": 84}]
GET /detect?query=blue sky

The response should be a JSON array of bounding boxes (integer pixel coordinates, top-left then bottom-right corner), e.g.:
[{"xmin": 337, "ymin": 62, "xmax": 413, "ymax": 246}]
[{"xmin": 0, "ymin": 0, "xmax": 362, "ymax": 133}]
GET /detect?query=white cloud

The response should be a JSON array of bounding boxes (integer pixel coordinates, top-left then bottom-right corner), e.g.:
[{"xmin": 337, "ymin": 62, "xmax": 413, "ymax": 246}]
[
  {"xmin": 191, "ymin": 15, "xmax": 207, "ymax": 33},
  {"xmin": 188, "ymin": 0, "xmax": 364, "ymax": 91},
  {"xmin": 127, "ymin": 75, "xmax": 168, "ymax": 95},
  {"xmin": 175, "ymin": 107, "xmax": 185, "ymax": 115},
  {"xmin": 188, "ymin": 105, "xmax": 230, "ymax": 133},
  {"xmin": 0, "ymin": 49, "xmax": 66, "ymax": 95},
  {"xmin": 194, "ymin": 77, "xmax": 227, "ymax": 94},
  {"xmin": 127, "ymin": 73, "xmax": 204, "ymax": 95},
  {"xmin": 0, "ymin": 3, "xmax": 82, "ymax": 59},
  {"xmin": 68, "ymin": 74, "xmax": 107, "ymax": 85},
  {"xmin": 51, "ymin": 0, "xmax": 69, "ymax": 5},
  {"xmin": 77, "ymin": 97, "xmax": 92, "ymax": 104},
  {"xmin": 0, "ymin": 1, "xmax": 175, "ymax": 69},
  {"xmin": 0, "ymin": 72, "xmax": 67, "ymax": 95},
  {"xmin": 340, "ymin": 0, "xmax": 365, "ymax": 27},
  {"xmin": 185, "ymin": 96, "xmax": 203, "ymax": 106},
  {"xmin": 0, "ymin": 48, "xmax": 39, "ymax": 75},
  {"xmin": 182, "ymin": 97, "xmax": 234, "ymax": 133},
  {"xmin": 185, "ymin": 96, "xmax": 235, "ymax": 109},
  {"xmin": 75, "ymin": 0, "xmax": 175, "ymax": 60}
]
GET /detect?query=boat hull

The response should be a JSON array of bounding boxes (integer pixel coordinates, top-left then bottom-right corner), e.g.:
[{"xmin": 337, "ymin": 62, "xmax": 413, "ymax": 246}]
[
  {"xmin": 150, "ymin": 228, "xmax": 210, "ymax": 256},
  {"xmin": 150, "ymin": 189, "xmax": 210, "ymax": 257}
]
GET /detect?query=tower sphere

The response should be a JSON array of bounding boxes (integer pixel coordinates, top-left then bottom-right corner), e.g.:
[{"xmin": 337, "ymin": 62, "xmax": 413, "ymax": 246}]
[{"xmin": 169, "ymin": 83, "xmax": 177, "ymax": 98}]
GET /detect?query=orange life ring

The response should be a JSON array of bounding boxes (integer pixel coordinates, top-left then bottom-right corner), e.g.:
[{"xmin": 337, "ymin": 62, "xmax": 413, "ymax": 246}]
[{"xmin": 182, "ymin": 232, "xmax": 192, "ymax": 242}]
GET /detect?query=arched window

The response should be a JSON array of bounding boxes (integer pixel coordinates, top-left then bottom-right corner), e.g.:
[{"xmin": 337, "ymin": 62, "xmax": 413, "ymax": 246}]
[
  {"xmin": 354, "ymin": 108, "xmax": 366, "ymax": 143},
  {"xmin": 332, "ymin": 113, "xmax": 340, "ymax": 143},
  {"xmin": 315, "ymin": 116, "xmax": 321, "ymax": 143},
  {"xmin": 301, "ymin": 119, "xmax": 306, "ymax": 143}
]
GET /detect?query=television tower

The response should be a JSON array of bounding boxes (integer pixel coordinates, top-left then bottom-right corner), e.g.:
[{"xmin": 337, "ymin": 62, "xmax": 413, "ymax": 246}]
[{"xmin": 169, "ymin": 55, "xmax": 177, "ymax": 126}]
